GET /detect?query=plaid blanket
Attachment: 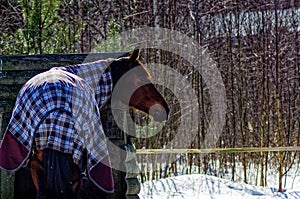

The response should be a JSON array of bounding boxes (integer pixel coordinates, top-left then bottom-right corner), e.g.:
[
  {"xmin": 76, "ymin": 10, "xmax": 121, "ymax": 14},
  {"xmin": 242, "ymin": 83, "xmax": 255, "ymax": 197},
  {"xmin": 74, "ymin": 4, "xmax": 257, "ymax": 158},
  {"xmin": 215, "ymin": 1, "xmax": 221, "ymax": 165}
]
[{"xmin": 0, "ymin": 59, "xmax": 114, "ymax": 192}]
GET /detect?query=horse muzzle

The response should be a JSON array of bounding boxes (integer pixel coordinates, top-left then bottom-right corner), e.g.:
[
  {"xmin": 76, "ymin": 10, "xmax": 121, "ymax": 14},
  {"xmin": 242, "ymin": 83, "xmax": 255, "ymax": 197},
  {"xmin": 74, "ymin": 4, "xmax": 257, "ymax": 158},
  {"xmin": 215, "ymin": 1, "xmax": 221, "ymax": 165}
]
[{"xmin": 149, "ymin": 104, "xmax": 169, "ymax": 122}]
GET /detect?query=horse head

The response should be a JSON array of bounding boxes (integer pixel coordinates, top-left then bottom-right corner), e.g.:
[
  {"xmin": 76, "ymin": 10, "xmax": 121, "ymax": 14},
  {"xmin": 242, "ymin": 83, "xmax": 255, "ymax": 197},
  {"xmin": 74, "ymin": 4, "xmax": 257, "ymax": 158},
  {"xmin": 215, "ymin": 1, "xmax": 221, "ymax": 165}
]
[{"xmin": 110, "ymin": 49, "xmax": 169, "ymax": 122}]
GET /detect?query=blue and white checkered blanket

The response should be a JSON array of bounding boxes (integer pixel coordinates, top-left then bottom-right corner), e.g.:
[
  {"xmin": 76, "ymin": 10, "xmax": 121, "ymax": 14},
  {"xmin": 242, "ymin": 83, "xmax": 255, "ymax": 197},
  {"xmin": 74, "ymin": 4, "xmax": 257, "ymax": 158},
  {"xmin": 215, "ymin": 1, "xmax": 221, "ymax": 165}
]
[{"xmin": 0, "ymin": 59, "xmax": 114, "ymax": 192}]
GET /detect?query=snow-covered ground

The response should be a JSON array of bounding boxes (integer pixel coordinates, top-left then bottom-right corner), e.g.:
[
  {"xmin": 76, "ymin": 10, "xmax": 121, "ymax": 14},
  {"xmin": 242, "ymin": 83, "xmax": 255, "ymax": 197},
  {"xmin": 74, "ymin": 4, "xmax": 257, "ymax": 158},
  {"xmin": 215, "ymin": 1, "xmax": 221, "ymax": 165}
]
[{"xmin": 139, "ymin": 174, "xmax": 300, "ymax": 199}]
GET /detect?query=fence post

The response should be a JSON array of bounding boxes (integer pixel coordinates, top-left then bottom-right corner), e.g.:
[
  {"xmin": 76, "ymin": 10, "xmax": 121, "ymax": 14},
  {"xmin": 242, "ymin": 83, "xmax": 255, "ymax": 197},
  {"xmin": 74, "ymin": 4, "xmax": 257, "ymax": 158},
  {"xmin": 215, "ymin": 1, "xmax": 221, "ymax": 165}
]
[
  {"xmin": 100, "ymin": 101, "xmax": 141, "ymax": 199},
  {"xmin": 124, "ymin": 142, "xmax": 141, "ymax": 199}
]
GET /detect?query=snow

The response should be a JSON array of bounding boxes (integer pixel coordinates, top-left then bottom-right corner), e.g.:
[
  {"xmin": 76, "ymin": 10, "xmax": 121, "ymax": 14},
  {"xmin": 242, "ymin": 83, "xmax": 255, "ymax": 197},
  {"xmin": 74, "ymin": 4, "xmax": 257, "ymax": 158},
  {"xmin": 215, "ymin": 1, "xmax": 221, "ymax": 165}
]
[{"xmin": 139, "ymin": 174, "xmax": 300, "ymax": 199}]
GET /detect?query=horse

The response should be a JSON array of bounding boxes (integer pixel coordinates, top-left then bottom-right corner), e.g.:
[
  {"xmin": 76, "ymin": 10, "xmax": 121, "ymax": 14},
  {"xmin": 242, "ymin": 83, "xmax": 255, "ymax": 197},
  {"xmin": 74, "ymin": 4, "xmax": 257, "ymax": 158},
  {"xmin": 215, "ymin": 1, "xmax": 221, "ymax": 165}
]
[{"xmin": 0, "ymin": 49, "xmax": 169, "ymax": 199}]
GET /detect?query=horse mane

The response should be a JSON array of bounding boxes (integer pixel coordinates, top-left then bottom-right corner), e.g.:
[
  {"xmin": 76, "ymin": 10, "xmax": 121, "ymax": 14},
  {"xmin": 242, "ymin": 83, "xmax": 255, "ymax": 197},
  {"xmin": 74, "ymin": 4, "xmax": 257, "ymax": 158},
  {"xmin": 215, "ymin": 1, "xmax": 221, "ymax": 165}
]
[{"xmin": 26, "ymin": 69, "xmax": 85, "ymax": 90}]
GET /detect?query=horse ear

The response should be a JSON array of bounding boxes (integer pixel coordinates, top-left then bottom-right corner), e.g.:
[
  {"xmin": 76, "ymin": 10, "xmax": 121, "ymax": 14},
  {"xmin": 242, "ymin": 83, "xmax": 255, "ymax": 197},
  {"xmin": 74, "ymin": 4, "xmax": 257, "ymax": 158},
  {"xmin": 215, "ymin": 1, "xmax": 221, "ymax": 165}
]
[{"xmin": 129, "ymin": 49, "xmax": 140, "ymax": 61}]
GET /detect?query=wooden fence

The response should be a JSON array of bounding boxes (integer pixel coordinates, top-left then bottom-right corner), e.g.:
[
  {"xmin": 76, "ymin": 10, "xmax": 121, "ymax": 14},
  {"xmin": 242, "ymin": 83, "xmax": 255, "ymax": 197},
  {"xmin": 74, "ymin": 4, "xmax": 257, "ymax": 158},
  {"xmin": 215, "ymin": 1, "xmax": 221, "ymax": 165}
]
[
  {"xmin": 0, "ymin": 53, "xmax": 140, "ymax": 199},
  {"xmin": 136, "ymin": 147, "xmax": 300, "ymax": 154}
]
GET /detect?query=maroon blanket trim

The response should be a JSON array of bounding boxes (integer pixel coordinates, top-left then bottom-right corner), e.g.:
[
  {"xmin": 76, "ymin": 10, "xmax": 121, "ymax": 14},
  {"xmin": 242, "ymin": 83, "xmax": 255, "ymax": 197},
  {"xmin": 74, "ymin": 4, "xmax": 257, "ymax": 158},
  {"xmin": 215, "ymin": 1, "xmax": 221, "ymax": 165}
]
[
  {"xmin": 0, "ymin": 131, "xmax": 30, "ymax": 171},
  {"xmin": 89, "ymin": 155, "xmax": 114, "ymax": 193},
  {"xmin": 0, "ymin": 130, "xmax": 115, "ymax": 194}
]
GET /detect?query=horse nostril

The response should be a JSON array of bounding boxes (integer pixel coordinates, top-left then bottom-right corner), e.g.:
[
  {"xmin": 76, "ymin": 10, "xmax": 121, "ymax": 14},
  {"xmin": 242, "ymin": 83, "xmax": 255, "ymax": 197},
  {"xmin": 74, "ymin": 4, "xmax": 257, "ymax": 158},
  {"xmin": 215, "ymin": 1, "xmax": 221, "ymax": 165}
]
[{"xmin": 149, "ymin": 104, "xmax": 168, "ymax": 122}]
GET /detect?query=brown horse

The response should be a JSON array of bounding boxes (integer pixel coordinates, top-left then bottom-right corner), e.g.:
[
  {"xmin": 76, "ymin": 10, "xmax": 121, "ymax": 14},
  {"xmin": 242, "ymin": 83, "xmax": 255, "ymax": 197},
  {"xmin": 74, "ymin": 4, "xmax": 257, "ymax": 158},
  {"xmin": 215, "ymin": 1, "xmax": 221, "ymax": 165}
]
[{"xmin": 0, "ymin": 49, "xmax": 169, "ymax": 199}]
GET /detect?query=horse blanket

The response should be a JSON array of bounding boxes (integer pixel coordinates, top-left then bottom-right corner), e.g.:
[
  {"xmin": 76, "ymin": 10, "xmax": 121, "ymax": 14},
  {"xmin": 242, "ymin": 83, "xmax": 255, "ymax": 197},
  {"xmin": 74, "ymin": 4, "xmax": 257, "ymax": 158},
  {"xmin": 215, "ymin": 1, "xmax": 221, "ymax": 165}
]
[{"xmin": 0, "ymin": 59, "xmax": 114, "ymax": 193}]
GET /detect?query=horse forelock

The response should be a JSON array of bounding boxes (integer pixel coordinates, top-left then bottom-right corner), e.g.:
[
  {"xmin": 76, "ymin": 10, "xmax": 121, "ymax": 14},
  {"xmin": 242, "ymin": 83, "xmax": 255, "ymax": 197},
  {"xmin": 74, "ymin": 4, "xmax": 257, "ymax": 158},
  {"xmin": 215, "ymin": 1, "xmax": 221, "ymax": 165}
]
[
  {"xmin": 110, "ymin": 56, "xmax": 151, "ymax": 87},
  {"xmin": 136, "ymin": 60, "xmax": 152, "ymax": 79}
]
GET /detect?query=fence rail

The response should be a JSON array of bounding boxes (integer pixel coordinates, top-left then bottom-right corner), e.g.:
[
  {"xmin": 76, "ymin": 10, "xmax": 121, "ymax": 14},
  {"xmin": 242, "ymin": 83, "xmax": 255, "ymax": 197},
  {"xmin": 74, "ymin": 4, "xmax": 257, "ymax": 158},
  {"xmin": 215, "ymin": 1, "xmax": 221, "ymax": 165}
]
[{"xmin": 136, "ymin": 146, "xmax": 300, "ymax": 154}]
